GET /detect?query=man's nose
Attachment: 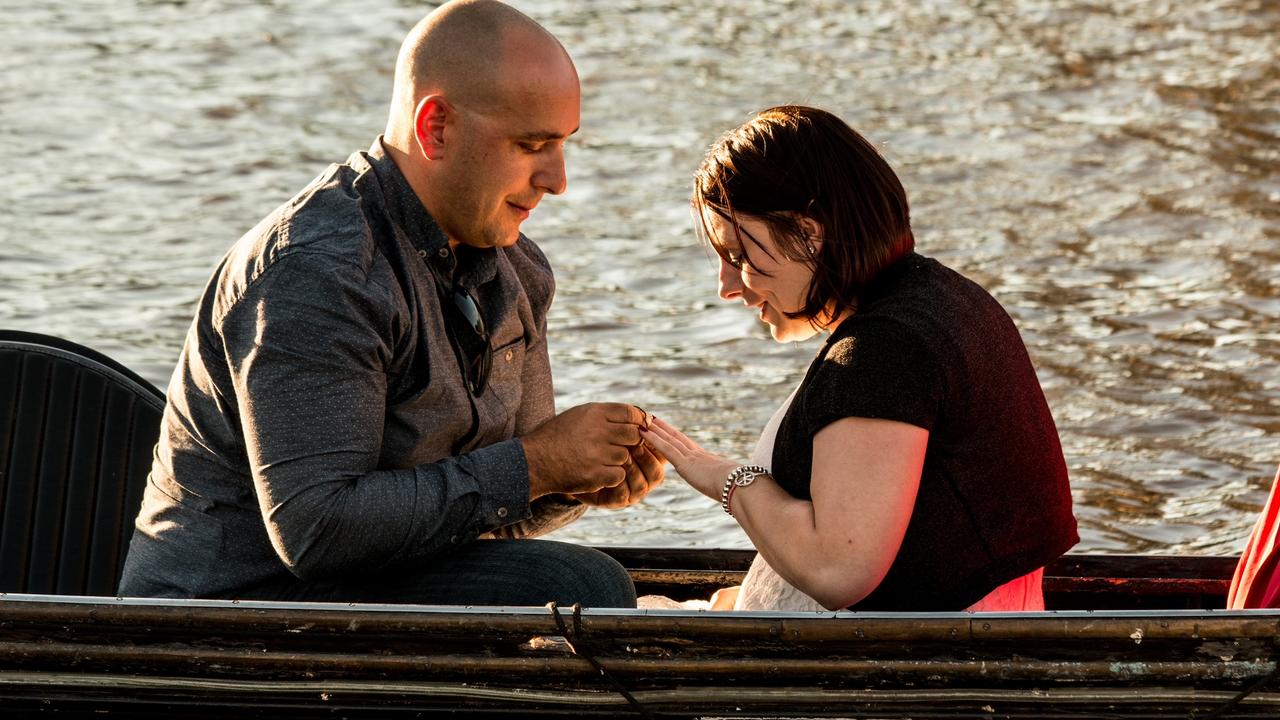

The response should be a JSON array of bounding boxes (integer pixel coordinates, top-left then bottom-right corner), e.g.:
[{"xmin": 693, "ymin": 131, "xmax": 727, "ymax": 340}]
[
  {"xmin": 534, "ymin": 147, "xmax": 568, "ymax": 195},
  {"xmin": 717, "ymin": 257, "xmax": 743, "ymax": 300}
]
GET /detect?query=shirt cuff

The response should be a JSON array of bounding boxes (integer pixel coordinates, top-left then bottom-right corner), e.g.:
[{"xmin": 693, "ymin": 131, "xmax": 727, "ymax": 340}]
[{"xmin": 466, "ymin": 437, "xmax": 533, "ymax": 530}]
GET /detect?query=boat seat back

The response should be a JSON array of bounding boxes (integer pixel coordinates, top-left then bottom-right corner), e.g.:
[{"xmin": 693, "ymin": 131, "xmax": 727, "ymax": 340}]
[{"xmin": 0, "ymin": 330, "xmax": 165, "ymax": 596}]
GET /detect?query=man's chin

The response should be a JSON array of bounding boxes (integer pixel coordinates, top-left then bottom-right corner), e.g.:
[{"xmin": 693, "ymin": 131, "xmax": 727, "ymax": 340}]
[
  {"xmin": 498, "ymin": 229, "xmax": 523, "ymax": 246},
  {"xmin": 486, "ymin": 220, "xmax": 523, "ymax": 248},
  {"xmin": 459, "ymin": 228, "xmax": 521, "ymax": 250}
]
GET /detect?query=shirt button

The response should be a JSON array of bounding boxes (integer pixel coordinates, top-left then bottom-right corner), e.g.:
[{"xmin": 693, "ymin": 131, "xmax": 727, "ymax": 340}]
[
  {"xmin": 450, "ymin": 535, "xmax": 461, "ymax": 544},
  {"xmin": 496, "ymin": 507, "xmax": 508, "ymax": 518},
  {"xmin": 416, "ymin": 249, "xmax": 427, "ymax": 258},
  {"xmin": 504, "ymin": 349, "xmax": 514, "ymax": 362},
  {"xmin": 437, "ymin": 247, "xmax": 449, "ymax": 258}
]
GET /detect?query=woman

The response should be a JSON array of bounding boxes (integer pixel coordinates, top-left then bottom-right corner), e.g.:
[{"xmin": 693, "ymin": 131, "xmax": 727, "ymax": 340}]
[{"xmin": 642, "ymin": 106, "xmax": 1078, "ymax": 612}]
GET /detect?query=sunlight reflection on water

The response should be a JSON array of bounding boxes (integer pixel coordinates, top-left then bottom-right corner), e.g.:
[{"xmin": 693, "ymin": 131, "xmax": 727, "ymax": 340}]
[{"xmin": 1, "ymin": 0, "xmax": 1275, "ymax": 554}]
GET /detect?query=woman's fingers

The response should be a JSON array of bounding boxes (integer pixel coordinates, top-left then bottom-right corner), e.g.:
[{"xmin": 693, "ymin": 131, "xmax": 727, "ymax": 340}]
[
  {"xmin": 638, "ymin": 414, "xmax": 725, "ymax": 494},
  {"xmin": 640, "ymin": 428, "xmax": 681, "ymax": 463},
  {"xmin": 644, "ymin": 416, "xmax": 703, "ymax": 455},
  {"xmin": 649, "ymin": 415, "xmax": 685, "ymax": 436}
]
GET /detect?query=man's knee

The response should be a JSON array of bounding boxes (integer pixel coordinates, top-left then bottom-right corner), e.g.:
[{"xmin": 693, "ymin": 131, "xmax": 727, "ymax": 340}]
[
  {"xmin": 564, "ymin": 543, "xmax": 637, "ymax": 608},
  {"xmin": 521, "ymin": 541, "xmax": 637, "ymax": 609}
]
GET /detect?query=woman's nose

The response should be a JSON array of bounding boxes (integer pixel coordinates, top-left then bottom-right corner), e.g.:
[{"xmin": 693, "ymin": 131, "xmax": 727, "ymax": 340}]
[{"xmin": 717, "ymin": 257, "xmax": 743, "ymax": 300}]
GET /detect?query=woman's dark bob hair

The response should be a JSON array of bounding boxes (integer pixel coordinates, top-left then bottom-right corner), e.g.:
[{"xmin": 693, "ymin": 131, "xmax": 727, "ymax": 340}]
[{"xmin": 693, "ymin": 105, "xmax": 914, "ymax": 324}]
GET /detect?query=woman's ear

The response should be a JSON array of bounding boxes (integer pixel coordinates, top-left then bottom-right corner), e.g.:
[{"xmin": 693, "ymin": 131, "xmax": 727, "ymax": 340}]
[
  {"xmin": 798, "ymin": 215, "xmax": 824, "ymax": 254},
  {"xmin": 413, "ymin": 95, "xmax": 450, "ymax": 161}
]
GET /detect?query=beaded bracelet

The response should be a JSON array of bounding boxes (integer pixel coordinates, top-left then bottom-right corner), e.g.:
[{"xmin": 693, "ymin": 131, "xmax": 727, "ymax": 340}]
[{"xmin": 720, "ymin": 464, "xmax": 770, "ymax": 517}]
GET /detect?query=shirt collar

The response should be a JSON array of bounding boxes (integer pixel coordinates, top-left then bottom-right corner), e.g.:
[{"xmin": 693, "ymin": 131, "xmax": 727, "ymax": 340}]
[
  {"xmin": 363, "ymin": 137, "xmax": 499, "ymax": 289},
  {"xmin": 364, "ymin": 137, "xmax": 449, "ymax": 256}
]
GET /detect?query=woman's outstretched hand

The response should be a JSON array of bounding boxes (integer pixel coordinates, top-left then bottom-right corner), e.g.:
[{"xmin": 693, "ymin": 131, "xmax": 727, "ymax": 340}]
[{"xmin": 640, "ymin": 416, "xmax": 741, "ymax": 502}]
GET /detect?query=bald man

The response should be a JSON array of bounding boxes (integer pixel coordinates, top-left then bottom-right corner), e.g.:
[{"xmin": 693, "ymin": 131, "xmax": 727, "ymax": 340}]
[{"xmin": 119, "ymin": 0, "xmax": 661, "ymax": 607}]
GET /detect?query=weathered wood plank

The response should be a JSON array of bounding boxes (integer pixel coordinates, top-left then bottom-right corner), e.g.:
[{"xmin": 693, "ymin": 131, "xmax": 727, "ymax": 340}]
[
  {"xmin": 0, "ymin": 552, "xmax": 1268, "ymax": 718},
  {"xmin": 602, "ymin": 548, "xmax": 1236, "ymax": 607}
]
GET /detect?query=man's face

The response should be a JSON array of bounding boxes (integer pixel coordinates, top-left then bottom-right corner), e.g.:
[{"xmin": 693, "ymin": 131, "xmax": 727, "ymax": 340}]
[{"xmin": 437, "ymin": 75, "xmax": 580, "ymax": 250}]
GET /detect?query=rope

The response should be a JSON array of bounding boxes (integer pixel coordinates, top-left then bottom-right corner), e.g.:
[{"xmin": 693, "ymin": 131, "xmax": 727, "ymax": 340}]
[
  {"xmin": 547, "ymin": 601, "xmax": 655, "ymax": 719},
  {"xmin": 1194, "ymin": 660, "xmax": 1280, "ymax": 719}
]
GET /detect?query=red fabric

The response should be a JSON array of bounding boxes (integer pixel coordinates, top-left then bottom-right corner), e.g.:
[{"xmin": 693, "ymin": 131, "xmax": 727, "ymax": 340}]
[{"xmin": 1228, "ymin": 465, "xmax": 1280, "ymax": 609}]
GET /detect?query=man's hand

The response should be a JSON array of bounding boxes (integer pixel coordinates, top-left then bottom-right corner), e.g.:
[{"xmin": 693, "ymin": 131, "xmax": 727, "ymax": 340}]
[
  {"xmin": 571, "ymin": 440, "xmax": 666, "ymax": 509},
  {"xmin": 520, "ymin": 402, "xmax": 649, "ymax": 499}
]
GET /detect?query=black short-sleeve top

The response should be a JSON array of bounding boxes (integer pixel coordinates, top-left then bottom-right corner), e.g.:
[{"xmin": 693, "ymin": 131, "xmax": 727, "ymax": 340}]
[{"xmin": 771, "ymin": 253, "xmax": 1079, "ymax": 611}]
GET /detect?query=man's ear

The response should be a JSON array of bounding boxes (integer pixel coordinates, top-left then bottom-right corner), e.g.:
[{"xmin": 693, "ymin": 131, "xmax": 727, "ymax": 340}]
[{"xmin": 413, "ymin": 95, "xmax": 449, "ymax": 160}]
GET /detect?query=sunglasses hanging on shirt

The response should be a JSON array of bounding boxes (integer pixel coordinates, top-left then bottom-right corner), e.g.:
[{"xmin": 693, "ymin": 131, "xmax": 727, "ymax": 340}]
[
  {"xmin": 422, "ymin": 250, "xmax": 492, "ymax": 397},
  {"xmin": 448, "ymin": 284, "xmax": 491, "ymax": 396}
]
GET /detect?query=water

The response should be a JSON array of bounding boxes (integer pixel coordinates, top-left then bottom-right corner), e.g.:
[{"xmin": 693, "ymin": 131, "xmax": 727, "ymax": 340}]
[{"xmin": 1, "ymin": 0, "xmax": 1275, "ymax": 555}]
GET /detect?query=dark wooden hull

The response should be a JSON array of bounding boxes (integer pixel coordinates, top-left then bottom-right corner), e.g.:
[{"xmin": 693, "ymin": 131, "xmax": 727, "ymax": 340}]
[
  {"xmin": 614, "ymin": 547, "xmax": 1239, "ymax": 610},
  {"xmin": 1, "ymin": 550, "xmax": 1276, "ymax": 718}
]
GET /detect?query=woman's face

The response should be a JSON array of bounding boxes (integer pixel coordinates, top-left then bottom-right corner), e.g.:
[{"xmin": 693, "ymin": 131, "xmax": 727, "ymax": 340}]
[{"xmin": 706, "ymin": 212, "xmax": 820, "ymax": 343}]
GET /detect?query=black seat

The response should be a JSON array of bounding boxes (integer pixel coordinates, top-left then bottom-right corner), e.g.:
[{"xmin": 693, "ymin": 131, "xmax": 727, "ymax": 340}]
[{"xmin": 0, "ymin": 330, "xmax": 165, "ymax": 596}]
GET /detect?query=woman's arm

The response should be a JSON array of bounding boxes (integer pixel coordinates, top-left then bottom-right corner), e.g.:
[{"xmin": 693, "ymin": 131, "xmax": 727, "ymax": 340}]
[
  {"xmin": 643, "ymin": 416, "xmax": 927, "ymax": 610},
  {"xmin": 736, "ymin": 417, "xmax": 926, "ymax": 609}
]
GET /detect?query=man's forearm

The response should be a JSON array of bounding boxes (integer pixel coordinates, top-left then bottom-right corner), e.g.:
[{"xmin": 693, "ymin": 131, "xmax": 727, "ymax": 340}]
[{"xmin": 260, "ymin": 438, "xmax": 535, "ymax": 579}]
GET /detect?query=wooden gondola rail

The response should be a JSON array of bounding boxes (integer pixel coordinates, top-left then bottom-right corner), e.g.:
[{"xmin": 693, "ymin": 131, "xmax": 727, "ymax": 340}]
[
  {"xmin": 3, "ymin": 641, "xmax": 1279, "ymax": 687},
  {"xmin": 2, "ymin": 675, "xmax": 1278, "ymax": 718},
  {"xmin": 605, "ymin": 548, "xmax": 1238, "ymax": 608},
  {"xmin": 3, "ymin": 597, "xmax": 1279, "ymax": 678},
  {"xmin": 0, "ymin": 552, "xmax": 1267, "ymax": 718},
  {"xmin": 6, "ymin": 597, "xmax": 1276, "ymax": 654}
]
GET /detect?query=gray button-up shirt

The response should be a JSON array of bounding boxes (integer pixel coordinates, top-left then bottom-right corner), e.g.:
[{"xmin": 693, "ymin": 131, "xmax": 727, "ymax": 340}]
[{"xmin": 120, "ymin": 140, "xmax": 583, "ymax": 598}]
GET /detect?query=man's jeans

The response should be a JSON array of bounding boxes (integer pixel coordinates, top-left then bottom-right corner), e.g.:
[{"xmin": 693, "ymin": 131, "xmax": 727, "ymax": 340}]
[{"xmin": 236, "ymin": 539, "xmax": 637, "ymax": 608}]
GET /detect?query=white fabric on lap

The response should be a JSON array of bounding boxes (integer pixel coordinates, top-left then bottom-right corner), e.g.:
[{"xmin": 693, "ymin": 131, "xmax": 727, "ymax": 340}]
[
  {"xmin": 736, "ymin": 552, "xmax": 824, "ymax": 611},
  {"xmin": 735, "ymin": 382, "xmax": 824, "ymax": 611}
]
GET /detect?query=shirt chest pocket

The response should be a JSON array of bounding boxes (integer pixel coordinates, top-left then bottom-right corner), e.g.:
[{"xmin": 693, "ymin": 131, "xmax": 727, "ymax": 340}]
[{"xmin": 485, "ymin": 335, "xmax": 526, "ymax": 418}]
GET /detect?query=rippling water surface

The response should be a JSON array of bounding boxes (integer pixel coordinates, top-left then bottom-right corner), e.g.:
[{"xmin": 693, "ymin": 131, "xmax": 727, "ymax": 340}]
[{"xmin": 2, "ymin": 0, "xmax": 1275, "ymax": 554}]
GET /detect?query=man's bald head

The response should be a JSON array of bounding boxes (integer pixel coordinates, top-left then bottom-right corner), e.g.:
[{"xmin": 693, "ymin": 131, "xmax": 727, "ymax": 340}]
[
  {"xmin": 380, "ymin": 1, "xmax": 580, "ymax": 250},
  {"xmin": 386, "ymin": 0, "xmax": 576, "ymax": 137}
]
